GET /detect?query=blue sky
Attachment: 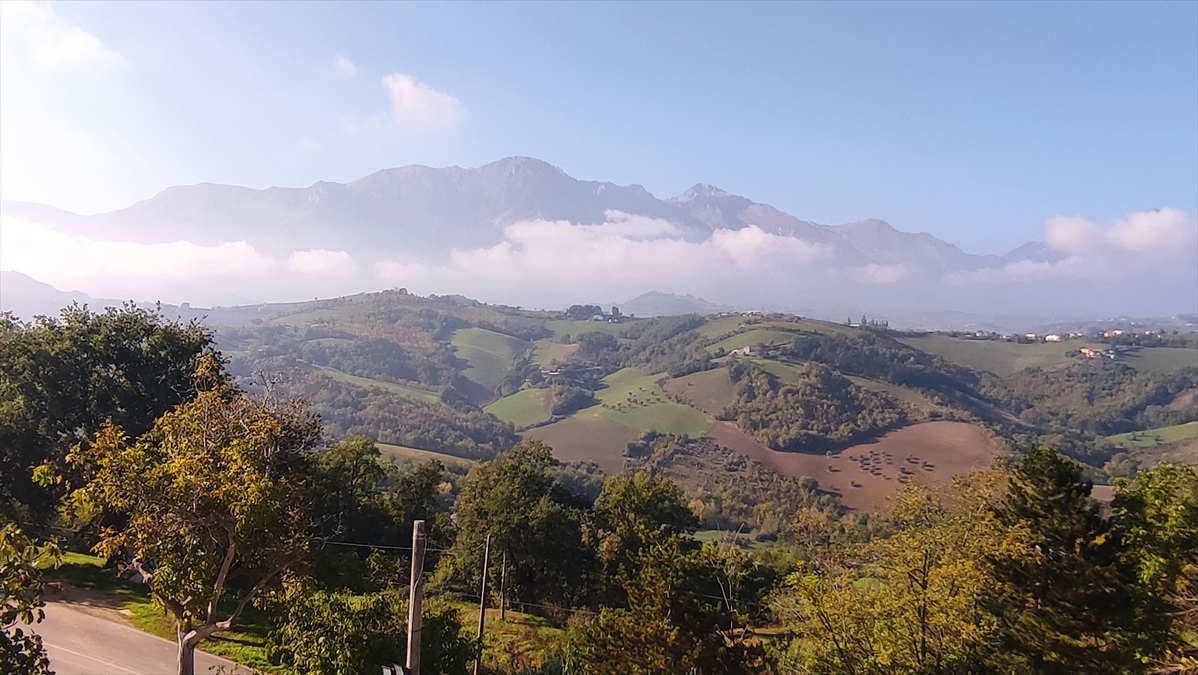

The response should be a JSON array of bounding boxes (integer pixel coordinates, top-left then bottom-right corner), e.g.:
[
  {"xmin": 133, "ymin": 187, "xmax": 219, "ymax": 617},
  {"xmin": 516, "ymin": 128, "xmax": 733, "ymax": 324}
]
[{"xmin": 2, "ymin": 1, "xmax": 1195, "ymax": 255}]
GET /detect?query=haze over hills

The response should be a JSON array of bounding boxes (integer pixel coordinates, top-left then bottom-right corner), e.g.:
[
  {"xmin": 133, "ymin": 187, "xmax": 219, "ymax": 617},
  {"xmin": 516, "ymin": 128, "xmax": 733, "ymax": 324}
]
[{"xmin": 2, "ymin": 157, "xmax": 1195, "ymax": 320}]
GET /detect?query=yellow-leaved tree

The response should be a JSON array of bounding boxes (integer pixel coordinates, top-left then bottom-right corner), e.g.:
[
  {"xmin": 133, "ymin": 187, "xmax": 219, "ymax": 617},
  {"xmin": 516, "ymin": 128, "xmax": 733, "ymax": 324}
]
[{"xmin": 70, "ymin": 356, "xmax": 320, "ymax": 675}]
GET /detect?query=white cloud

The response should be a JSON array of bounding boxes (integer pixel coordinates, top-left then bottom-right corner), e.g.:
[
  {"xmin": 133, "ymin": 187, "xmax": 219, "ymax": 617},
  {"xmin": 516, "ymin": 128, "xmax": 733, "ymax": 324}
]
[
  {"xmin": 382, "ymin": 73, "xmax": 466, "ymax": 130},
  {"xmin": 948, "ymin": 208, "xmax": 1197, "ymax": 285},
  {"xmin": 0, "ymin": 218, "xmax": 367, "ymax": 306},
  {"xmin": 375, "ymin": 211, "xmax": 830, "ymax": 306},
  {"xmin": 333, "ymin": 55, "xmax": 357, "ymax": 78},
  {"xmin": 0, "ymin": 1, "xmax": 122, "ymax": 72},
  {"xmin": 286, "ymin": 249, "xmax": 358, "ymax": 276},
  {"xmin": 1046, "ymin": 208, "xmax": 1196, "ymax": 254}
]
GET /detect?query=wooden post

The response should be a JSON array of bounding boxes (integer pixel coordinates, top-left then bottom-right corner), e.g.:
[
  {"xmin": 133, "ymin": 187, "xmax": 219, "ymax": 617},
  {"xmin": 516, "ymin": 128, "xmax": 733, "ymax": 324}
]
[
  {"xmin": 406, "ymin": 520, "xmax": 426, "ymax": 675},
  {"xmin": 473, "ymin": 535, "xmax": 491, "ymax": 675},
  {"xmin": 498, "ymin": 550, "xmax": 507, "ymax": 621}
]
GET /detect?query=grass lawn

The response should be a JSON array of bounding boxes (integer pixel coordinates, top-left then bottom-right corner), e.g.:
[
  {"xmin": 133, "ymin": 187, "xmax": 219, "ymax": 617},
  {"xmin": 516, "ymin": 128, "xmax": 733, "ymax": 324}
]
[
  {"xmin": 1121, "ymin": 347, "xmax": 1198, "ymax": 375},
  {"xmin": 707, "ymin": 330, "xmax": 801, "ymax": 354},
  {"xmin": 662, "ymin": 368, "xmax": 736, "ymax": 416},
  {"xmin": 543, "ymin": 319, "xmax": 630, "ymax": 340},
  {"xmin": 485, "ymin": 388, "xmax": 552, "ymax": 428},
  {"xmin": 451, "ymin": 327, "xmax": 531, "ymax": 394},
  {"xmin": 314, "ymin": 364, "xmax": 442, "ymax": 403},
  {"xmin": 531, "ymin": 339, "xmax": 579, "ymax": 367},
  {"xmin": 588, "ymin": 368, "xmax": 712, "ymax": 437},
  {"xmin": 1108, "ymin": 421, "xmax": 1198, "ymax": 449},
  {"xmin": 41, "ymin": 553, "xmax": 278, "ymax": 671},
  {"xmin": 377, "ymin": 442, "xmax": 475, "ymax": 469},
  {"xmin": 899, "ymin": 335, "xmax": 1106, "ymax": 376}
]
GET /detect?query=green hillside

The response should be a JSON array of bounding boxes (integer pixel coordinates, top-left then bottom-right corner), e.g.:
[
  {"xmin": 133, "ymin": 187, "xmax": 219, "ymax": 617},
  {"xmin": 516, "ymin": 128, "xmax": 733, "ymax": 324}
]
[
  {"xmin": 376, "ymin": 442, "xmax": 475, "ymax": 469},
  {"xmin": 1108, "ymin": 421, "xmax": 1198, "ymax": 448},
  {"xmin": 484, "ymin": 388, "xmax": 552, "ymax": 428},
  {"xmin": 1122, "ymin": 347, "xmax": 1198, "ymax": 374},
  {"xmin": 313, "ymin": 364, "xmax": 442, "ymax": 403},
  {"xmin": 707, "ymin": 329, "xmax": 800, "ymax": 354},
  {"xmin": 899, "ymin": 335, "xmax": 1109, "ymax": 376},
  {"xmin": 451, "ymin": 327, "xmax": 530, "ymax": 395}
]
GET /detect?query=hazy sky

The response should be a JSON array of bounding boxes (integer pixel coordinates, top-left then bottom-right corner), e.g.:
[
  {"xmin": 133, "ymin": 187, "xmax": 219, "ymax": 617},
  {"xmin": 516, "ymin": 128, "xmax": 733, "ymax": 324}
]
[{"xmin": 2, "ymin": 1, "xmax": 1196, "ymax": 256}]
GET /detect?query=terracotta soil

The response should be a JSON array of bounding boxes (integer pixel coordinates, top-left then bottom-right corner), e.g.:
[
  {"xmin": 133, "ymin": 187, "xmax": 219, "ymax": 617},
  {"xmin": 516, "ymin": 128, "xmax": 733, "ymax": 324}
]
[{"xmin": 707, "ymin": 420, "xmax": 999, "ymax": 511}]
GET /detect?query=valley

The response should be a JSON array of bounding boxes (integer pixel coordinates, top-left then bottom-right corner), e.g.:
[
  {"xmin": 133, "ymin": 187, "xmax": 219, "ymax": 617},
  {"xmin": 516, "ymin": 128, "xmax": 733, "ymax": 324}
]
[{"xmin": 212, "ymin": 288, "xmax": 1197, "ymax": 513}]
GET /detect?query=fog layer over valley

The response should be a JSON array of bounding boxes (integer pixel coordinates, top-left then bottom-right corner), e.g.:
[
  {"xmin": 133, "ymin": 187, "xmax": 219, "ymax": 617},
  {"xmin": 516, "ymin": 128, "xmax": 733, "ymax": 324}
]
[{"xmin": 2, "ymin": 157, "xmax": 1195, "ymax": 321}]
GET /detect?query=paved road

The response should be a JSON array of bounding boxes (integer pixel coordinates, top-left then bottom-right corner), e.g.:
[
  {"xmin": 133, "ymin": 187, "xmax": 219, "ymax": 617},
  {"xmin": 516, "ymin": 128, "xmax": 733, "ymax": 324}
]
[{"xmin": 36, "ymin": 601, "xmax": 239, "ymax": 675}]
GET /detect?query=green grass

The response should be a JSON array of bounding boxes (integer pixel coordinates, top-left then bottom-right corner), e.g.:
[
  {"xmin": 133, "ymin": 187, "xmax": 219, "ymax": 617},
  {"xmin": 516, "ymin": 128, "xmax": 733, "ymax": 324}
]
[
  {"xmin": 531, "ymin": 339, "xmax": 579, "ymax": 367},
  {"xmin": 1121, "ymin": 347, "xmax": 1198, "ymax": 375},
  {"xmin": 451, "ymin": 327, "xmax": 531, "ymax": 394},
  {"xmin": 485, "ymin": 388, "xmax": 552, "ymax": 428},
  {"xmin": 1109, "ymin": 421, "xmax": 1198, "ymax": 449},
  {"xmin": 697, "ymin": 315, "xmax": 852, "ymax": 340},
  {"xmin": 543, "ymin": 319, "xmax": 630, "ymax": 340},
  {"xmin": 707, "ymin": 330, "xmax": 801, "ymax": 354},
  {"xmin": 697, "ymin": 315, "xmax": 747, "ymax": 338},
  {"xmin": 377, "ymin": 442, "xmax": 475, "ymax": 469},
  {"xmin": 745, "ymin": 357, "xmax": 807, "ymax": 382},
  {"xmin": 899, "ymin": 335, "xmax": 1106, "ymax": 376},
  {"xmin": 585, "ymin": 368, "xmax": 712, "ymax": 437},
  {"xmin": 314, "ymin": 364, "xmax": 442, "ymax": 403}
]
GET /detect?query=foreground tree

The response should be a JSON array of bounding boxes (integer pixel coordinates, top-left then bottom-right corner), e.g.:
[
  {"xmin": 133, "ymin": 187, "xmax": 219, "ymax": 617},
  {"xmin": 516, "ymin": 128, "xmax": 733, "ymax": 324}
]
[
  {"xmin": 0, "ymin": 305, "xmax": 214, "ymax": 531},
  {"xmin": 70, "ymin": 356, "xmax": 320, "ymax": 675},
  {"xmin": 0, "ymin": 524, "xmax": 58, "ymax": 674},
  {"xmin": 446, "ymin": 441, "xmax": 594, "ymax": 608},
  {"xmin": 992, "ymin": 445, "xmax": 1145, "ymax": 674},
  {"xmin": 1112, "ymin": 463, "xmax": 1198, "ymax": 672},
  {"xmin": 774, "ymin": 472, "xmax": 1027, "ymax": 675}
]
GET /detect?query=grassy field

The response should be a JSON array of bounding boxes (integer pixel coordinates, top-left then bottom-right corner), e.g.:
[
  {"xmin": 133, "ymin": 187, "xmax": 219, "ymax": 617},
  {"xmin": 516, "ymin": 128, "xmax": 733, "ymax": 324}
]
[
  {"xmin": 707, "ymin": 329, "xmax": 801, "ymax": 354},
  {"xmin": 314, "ymin": 364, "xmax": 443, "ymax": 403},
  {"xmin": 543, "ymin": 319, "xmax": 629, "ymax": 340},
  {"xmin": 451, "ymin": 327, "xmax": 530, "ymax": 394},
  {"xmin": 524, "ymin": 368, "xmax": 712, "ymax": 470},
  {"xmin": 1121, "ymin": 347, "xmax": 1198, "ymax": 374},
  {"xmin": 697, "ymin": 315, "xmax": 851, "ymax": 339},
  {"xmin": 523, "ymin": 417, "xmax": 639, "ymax": 473},
  {"xmin": 376, "ymin": 442, "xmax": 475, "ymax": 469},
  {"xmin": 590, "ymin": 368, "xmax": 712, "ymax": 437},
  {"xmin": 662, "ymin": 368, "xmax": 737, "ymax": 416},
  {"xmin": 530, "ymin": 338, "xmax": 580, "ymax": 367},
  {"xmin": 899, "ymin": 335, "xmax": 1106, "ymax": 376},
  {"xmin": 1108, "ymin": 421, "xmax": 1198, "ymax": 449},
  {"xmin": 485, "ymin": 388, "xmax": 552, "ymax": 428}
]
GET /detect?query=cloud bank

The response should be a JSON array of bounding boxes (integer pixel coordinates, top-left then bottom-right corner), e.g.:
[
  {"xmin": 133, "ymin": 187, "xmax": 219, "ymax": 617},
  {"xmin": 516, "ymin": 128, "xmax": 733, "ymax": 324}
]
[{"xmin": 2, "ymin": 207, "xmax": 1193, "ymax": 319}]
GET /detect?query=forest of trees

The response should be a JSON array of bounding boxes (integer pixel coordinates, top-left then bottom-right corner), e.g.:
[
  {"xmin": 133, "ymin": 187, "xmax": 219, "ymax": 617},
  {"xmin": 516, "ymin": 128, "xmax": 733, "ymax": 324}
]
[{"xmin": 720, "ymin": 361, "xmax": 907, "ymax": 453}]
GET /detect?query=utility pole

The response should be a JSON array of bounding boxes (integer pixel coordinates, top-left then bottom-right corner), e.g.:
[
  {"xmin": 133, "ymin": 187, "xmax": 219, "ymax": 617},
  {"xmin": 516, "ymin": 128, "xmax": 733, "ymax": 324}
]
[
  {"xmin": 498, "ymin": 550, "xmax": 507, "ymax": 621},
  {"xmin": 406, "ymin": 520, "xmax": 426, "ymax": 675},
  {"xmin": 473, "ymin": 535, "xmax": 491, "ymax": 675}
]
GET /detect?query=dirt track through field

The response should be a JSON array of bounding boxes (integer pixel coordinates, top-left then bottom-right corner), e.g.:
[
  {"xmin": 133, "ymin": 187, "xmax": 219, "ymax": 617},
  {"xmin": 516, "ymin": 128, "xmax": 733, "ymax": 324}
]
[{"xmin": 707, "ymin": 421, "xmax": 999, "ymax": 511}]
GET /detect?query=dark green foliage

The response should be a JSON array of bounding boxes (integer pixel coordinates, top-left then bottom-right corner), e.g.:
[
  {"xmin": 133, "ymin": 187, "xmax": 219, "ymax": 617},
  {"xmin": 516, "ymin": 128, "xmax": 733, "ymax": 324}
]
[
  {"xmin": 267, "ymin": 584, "xmax": 477, "ymax": 675},
  {"xmin": 782, "ymin": 330, "xmax": 978, "ymax": 395},
  {"xmin": 275, "ymin": 374, "xmax": 517, "ymax": 459},
  {"xmin": 444, "ymin": 441, "xmax": 596, "ymax": 608},
  {"xmin": 991, "ymin": 446, "xmax": 1151, "ymax": 674},
  {"xmin": 565, "ymin": 305, "xmax": 604, "ymax": 320},
  {"xmin": 1, "ymin": 524, "xmax": 56, "ymax": 675},
  {"xmin": 548, "ymin": 384, "xmax": 593, "ymax": 416},
  {"xmin": 983, "ymin": 362, "xmax": 1198, "ymax": 437},
  {"xmin": 0, "ymin": 305, "xmax": 215, "ymax": 530},
  {"xmin": 721, "ymin": 361, "xmax": 906, "ymax": 453}
]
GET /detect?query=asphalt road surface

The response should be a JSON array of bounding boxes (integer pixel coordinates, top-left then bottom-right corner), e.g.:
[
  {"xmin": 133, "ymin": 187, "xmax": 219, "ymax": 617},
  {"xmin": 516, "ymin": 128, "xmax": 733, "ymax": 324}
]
[{"xmin": 36, "ymin": 601, "xmax": 239, "ymax": 675}]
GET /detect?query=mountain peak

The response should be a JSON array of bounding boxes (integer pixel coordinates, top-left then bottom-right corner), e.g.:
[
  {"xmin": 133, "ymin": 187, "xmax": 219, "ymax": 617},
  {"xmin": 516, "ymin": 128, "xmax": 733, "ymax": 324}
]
[{"xmin": 671, "ymin": 184, "xmax": 733, "ymax": 202}]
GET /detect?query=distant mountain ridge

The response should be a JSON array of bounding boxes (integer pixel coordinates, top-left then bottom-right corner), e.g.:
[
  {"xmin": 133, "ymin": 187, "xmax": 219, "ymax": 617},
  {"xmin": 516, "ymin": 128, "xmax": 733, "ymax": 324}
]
[{"xmin": 2, "ymin": 156, "xmax": 1040, "ymax": 271}]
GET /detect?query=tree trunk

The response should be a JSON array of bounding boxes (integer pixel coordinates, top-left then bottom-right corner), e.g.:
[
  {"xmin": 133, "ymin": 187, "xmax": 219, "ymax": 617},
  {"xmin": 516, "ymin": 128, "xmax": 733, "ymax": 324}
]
[{"xmin": 177, "ymin": 634, "xmax": 196, "ymax": 675}]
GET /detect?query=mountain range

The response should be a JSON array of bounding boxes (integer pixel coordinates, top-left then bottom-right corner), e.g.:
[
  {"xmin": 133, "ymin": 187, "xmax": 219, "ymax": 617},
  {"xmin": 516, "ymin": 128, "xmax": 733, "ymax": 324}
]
[{"xmin": 1, "ymin": 156, "xmax": 1191, "ymax": 321}]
